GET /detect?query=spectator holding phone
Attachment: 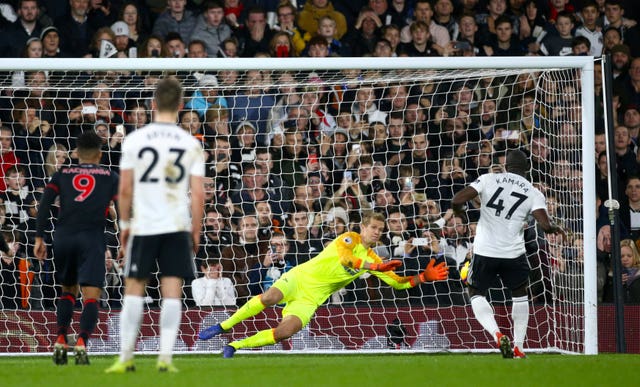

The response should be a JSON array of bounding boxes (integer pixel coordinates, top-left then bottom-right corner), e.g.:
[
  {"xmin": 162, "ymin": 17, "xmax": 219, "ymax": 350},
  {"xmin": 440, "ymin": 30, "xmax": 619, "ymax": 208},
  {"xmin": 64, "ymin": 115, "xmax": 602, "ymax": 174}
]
[{"xmin": 248, "ymin": 232, "xmax": 292, "ymax": 295}]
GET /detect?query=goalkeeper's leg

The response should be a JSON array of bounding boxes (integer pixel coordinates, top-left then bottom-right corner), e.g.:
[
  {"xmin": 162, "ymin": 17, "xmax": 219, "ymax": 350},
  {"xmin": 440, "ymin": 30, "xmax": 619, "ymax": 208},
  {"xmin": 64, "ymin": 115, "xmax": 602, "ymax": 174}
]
[
  {"xmin": 221, "ymin": 287, "xmax": 284, "ymax": 330},
  {"xmin": 227, "ymin": 315, "xmax": 303, "ymax": 351}
]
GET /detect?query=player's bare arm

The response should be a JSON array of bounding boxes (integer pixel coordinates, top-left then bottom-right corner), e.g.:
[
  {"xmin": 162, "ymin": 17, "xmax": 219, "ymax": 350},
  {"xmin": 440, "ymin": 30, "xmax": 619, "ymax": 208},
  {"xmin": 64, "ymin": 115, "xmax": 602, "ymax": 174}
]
[
  {"xmin": 189, "ymin": 174, "xmax": 205, "ymax": 254},
  {"xmin": 452, "ymin": 185, "xmax": 479, "ymax": 215},
  {"xmin": 532, "ymin": 208, "xmax": 567, "ymax": 242}
]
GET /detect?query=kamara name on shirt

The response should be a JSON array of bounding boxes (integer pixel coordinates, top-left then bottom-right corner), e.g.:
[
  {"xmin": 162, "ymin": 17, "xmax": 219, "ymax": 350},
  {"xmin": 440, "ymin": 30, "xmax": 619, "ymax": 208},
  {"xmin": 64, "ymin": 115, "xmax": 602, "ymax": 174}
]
[{"xmin": 495, "ymin": 175, "xmax": 529, "ymax": 193}]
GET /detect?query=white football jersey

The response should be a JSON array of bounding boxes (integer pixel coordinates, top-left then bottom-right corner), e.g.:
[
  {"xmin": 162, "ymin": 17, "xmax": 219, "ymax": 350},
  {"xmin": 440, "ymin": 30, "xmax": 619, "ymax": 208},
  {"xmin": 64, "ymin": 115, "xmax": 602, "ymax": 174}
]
[
  {"xmin": 470, "ymin": 172, "xmax": 546, "ymax": 258},
  {"xmin": 120, "ymin": 122, "xmax": 205, "ymax": 235}
]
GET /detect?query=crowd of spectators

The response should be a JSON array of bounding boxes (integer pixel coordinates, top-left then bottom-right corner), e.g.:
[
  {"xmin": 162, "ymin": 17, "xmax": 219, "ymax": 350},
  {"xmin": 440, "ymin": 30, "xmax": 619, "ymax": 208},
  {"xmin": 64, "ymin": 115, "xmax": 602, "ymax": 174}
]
[{"xmin": 0, "ymin": 0, "xmax": 639, "ymax": 309}]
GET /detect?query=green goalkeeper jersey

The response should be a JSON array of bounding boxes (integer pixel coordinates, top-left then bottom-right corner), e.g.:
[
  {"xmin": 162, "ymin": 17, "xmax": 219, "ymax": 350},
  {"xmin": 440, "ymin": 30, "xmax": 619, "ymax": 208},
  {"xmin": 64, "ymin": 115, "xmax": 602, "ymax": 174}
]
[{"xmin": 286, "ymin": 231, "xmax": 415, "ymax": 305}]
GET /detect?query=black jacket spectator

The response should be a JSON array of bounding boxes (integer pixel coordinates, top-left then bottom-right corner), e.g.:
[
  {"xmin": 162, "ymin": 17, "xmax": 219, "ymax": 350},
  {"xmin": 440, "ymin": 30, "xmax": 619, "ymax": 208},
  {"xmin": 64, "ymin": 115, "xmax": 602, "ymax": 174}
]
[{"xmin": 54, "ymin": 11, "xmax": 96, "ymax": 57}]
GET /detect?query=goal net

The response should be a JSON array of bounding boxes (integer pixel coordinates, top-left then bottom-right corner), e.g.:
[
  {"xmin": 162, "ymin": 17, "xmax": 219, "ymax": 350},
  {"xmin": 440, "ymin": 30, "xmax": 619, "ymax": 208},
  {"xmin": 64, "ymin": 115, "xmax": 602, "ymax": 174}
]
[{"xmin": 0, "ymin": 57, "xmax": 596, "ymax": 355}]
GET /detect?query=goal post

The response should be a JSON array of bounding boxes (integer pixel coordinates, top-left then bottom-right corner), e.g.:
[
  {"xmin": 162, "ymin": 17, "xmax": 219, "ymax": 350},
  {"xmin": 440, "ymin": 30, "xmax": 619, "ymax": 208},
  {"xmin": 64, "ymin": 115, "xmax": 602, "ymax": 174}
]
[{"xmin": 0, "ymin": 56, "xmax": 596, "ymax": 355}]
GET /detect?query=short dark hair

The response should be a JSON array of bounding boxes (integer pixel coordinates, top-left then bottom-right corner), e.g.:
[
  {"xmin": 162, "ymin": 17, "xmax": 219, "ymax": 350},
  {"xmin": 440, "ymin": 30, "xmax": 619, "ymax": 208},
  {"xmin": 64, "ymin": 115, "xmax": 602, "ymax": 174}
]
[
  {"xmin": 77, "ymin": 131, "xmax": 103, "ymax": 159},
  {"xmin": 505, "ymin": 149, "xmax": 529, "ymax": 176},
  {"xmin": 203, "ymin": 0, "xmax": 224, "ymax": 10},
  {"xmin": 77, "ymin": 131, "xmax": 103, "ymax": 151},
  {"xmin": 154, "ymin": 77, "xmax": 183, "ymax": 112}
]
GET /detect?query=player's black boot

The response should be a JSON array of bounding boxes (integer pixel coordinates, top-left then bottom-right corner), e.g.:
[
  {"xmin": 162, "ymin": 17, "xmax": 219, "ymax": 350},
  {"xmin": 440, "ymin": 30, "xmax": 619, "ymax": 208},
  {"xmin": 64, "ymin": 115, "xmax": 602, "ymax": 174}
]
[
  {"xmin": 74, "ymin": 337, "xmax": 90, "ymax": 365},
  {"xmin": 497, "ymin": 333, "xmax": 514, "ymax": 359},
  {"xmin": 53, "ymin": 342, "xmax": 68, "ymax": 365}
]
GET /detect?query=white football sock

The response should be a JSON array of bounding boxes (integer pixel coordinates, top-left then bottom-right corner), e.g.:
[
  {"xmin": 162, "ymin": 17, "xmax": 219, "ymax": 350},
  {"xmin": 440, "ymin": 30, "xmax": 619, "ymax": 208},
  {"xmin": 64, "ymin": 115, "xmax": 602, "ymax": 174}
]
[
  {"xmin": 511, "ymin": 296, "xmax": 529, "ymax": 349},
  {"xmin": 119, "ymin": 295, "xmax": 144, "ymax": 362},
  {"xmin": 159, "ymin": 298, "xmax": 182, "ymax": 364},
  {"xmin": 471, "ymin": 295, "xmax": 500, "ymax": 342}
]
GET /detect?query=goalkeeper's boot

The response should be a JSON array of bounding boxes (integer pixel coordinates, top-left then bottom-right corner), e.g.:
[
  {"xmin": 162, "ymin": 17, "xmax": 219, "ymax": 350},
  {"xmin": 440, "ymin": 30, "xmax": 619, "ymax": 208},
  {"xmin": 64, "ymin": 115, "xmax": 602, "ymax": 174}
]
[
  {"xmin": 513, "ymin": 346, "xmax": 527, "ymax": 359},
  {"xmin": 105, "ymin": 359, "xmax": 136, "ymax": 373},
  {"xmin": 74, "ymin": 337, "xmax": 90, "ymax": 365},
  {"xmin": 496, "ymin": 332, "xmax": 513, "ymax": 359},
  {"xmin": 157, "ymin": 360, "xmax": 179, "ymax": 373},
  {"xmin": 53, "ymin": 341, "xmax": 68, "ymax": 365},
  {"xmin": 222, "ymin": 344, "xmax": 236, "ymax": 358},
  {"xmin": 198, "ymin": 323, "xmax": 227, "ymax": 340}
]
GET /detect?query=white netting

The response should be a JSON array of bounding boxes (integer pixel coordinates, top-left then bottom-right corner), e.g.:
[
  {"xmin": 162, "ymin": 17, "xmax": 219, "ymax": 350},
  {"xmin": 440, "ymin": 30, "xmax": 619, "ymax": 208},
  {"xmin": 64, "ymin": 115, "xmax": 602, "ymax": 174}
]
[{"xmin": 0, "ymin": 57, "xmax": 595, "ymax": 354}]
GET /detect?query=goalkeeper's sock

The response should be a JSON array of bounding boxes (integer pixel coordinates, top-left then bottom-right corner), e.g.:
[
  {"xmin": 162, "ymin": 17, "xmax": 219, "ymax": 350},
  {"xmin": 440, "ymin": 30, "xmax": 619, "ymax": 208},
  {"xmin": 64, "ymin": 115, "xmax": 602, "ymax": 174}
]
[
  {"xmin": 56, "ymin": 293, "xmax": 76, "ymax": 342},
  {"xmin": 158, "ymin": 298, "xmax": 181, "ymax": 364},
  {"xmin": 119, "ymin": 295, "xmax": 144, "ymax": 362},
  {"xmin": 470, "ymin": 295, "xmax": 500, "ymax": 342},
  {"xmin": 220, "ymin": 295, "xmax": 266, "ymax": 331},
  {"xmin": 511, "ymin": 296, "xmax": 529, "ymax": 350},
  {"xmin": 229, "ymin": 328, "xmax": 276, "ymax": 350},
  {"xmin": 78, "ymin": 298, "xmax": 99, "ymax": 344}
]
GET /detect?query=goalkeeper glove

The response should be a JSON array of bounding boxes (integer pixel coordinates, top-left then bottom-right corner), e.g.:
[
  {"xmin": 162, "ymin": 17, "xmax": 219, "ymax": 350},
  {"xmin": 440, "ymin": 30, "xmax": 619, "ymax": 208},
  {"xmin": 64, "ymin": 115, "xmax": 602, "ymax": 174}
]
[
  {"xmin": 369, "ymin": 260, "xmax": 402, "ymax": 272},
  {"xmin": 419, "ymin": 259, "xmax": 448, "ymax": 282}
]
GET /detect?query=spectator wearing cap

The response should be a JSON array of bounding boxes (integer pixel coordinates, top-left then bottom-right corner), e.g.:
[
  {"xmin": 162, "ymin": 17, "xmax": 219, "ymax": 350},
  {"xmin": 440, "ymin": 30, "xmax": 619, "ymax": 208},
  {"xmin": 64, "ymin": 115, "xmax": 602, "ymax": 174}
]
[
  {"xmin": 152, "ymin": 0, "xmax": 197, "ymax": 43},
  {"xmin": 190, "ymin": 0, "xmax": 231, "ymax": 57},
  {"xmin": 111, "ymin": 21, "xmax": 135, "ymax": 56},
  {"xmin": 231, "ymin": 121, "xmax": 258, "ymax": 163},
  {"xmin": 54, "ymin": 0, "xmax": 96, "ymax": 57},
  {"xmin": 185, "ymin": 74, "xmax": 228, "ymax": 118},
  {"xmin": 611, "ymin": 44, "xmax": 631, "ymax": 79},
  {"xmin": 40, "ymin": 25, "xmax": 66, "ymax": 57},
  {"xmin": 1, "ymin": 0, "xmax": 43, "ymax": 57}
]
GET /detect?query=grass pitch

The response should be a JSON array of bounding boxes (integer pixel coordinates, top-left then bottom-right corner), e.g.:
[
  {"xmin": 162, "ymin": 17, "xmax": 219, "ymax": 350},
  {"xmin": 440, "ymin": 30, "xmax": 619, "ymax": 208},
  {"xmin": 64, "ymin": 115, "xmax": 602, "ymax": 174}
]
[{"xmin": 2, "ymin": 353, "xmax": 637, "ymax": 387}]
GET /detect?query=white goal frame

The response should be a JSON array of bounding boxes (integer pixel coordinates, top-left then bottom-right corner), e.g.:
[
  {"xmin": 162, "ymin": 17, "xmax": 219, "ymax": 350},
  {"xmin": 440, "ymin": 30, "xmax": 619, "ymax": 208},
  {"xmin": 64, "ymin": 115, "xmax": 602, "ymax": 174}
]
[{"xmin": 0, "ymin": 56, "xmax": 597, "ymax": 355}]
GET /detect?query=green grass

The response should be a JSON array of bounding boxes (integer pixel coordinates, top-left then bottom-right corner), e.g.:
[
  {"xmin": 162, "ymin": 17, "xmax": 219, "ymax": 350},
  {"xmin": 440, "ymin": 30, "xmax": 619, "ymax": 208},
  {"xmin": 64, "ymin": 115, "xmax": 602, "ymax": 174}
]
[{"xmin": 2, "ymin": 353, "xmax": 638, "ymax": 387}]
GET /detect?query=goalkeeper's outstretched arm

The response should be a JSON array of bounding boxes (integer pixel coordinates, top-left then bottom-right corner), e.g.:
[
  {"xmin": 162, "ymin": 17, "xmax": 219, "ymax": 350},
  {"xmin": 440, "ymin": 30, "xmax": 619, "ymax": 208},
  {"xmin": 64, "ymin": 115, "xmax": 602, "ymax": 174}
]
[{"xmin": 373, "ymin": 259, "xmax": 449, "ymax": 290}]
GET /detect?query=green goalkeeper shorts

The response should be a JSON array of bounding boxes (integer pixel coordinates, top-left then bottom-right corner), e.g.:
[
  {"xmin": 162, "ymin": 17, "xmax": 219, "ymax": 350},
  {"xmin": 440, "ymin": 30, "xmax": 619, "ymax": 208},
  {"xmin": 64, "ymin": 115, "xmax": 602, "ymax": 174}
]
[{"xmin": 271, "ymin": 271, "xmax": 319, "ymax": 328}]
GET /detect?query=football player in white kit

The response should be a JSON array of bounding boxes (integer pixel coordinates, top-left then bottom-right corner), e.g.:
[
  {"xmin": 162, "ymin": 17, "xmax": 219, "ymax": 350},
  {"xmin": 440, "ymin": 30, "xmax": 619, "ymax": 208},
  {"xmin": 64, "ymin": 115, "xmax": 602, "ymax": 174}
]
[
  {"xmin": 452, "ymin": 150, "xmax": 566, "ymax": 359},
  {"xmin": 106, "ymin": 77, "xmax": 205, "ymax": 373}
]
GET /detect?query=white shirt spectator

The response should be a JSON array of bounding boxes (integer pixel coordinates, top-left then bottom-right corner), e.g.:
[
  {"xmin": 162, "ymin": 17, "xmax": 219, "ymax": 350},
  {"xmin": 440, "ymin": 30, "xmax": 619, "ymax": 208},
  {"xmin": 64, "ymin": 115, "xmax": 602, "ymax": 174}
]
[{"xmin": 192, "ymin": 276, "xmax": 236, "ymax": 306}]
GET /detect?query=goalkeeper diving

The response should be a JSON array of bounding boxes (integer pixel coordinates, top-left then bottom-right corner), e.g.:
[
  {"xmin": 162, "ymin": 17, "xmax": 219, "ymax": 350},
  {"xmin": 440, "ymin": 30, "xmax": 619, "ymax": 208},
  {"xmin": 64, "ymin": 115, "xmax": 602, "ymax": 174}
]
[{"xmin": 198, "ymin": 211, "xmax": 449, "ymax": 357}]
